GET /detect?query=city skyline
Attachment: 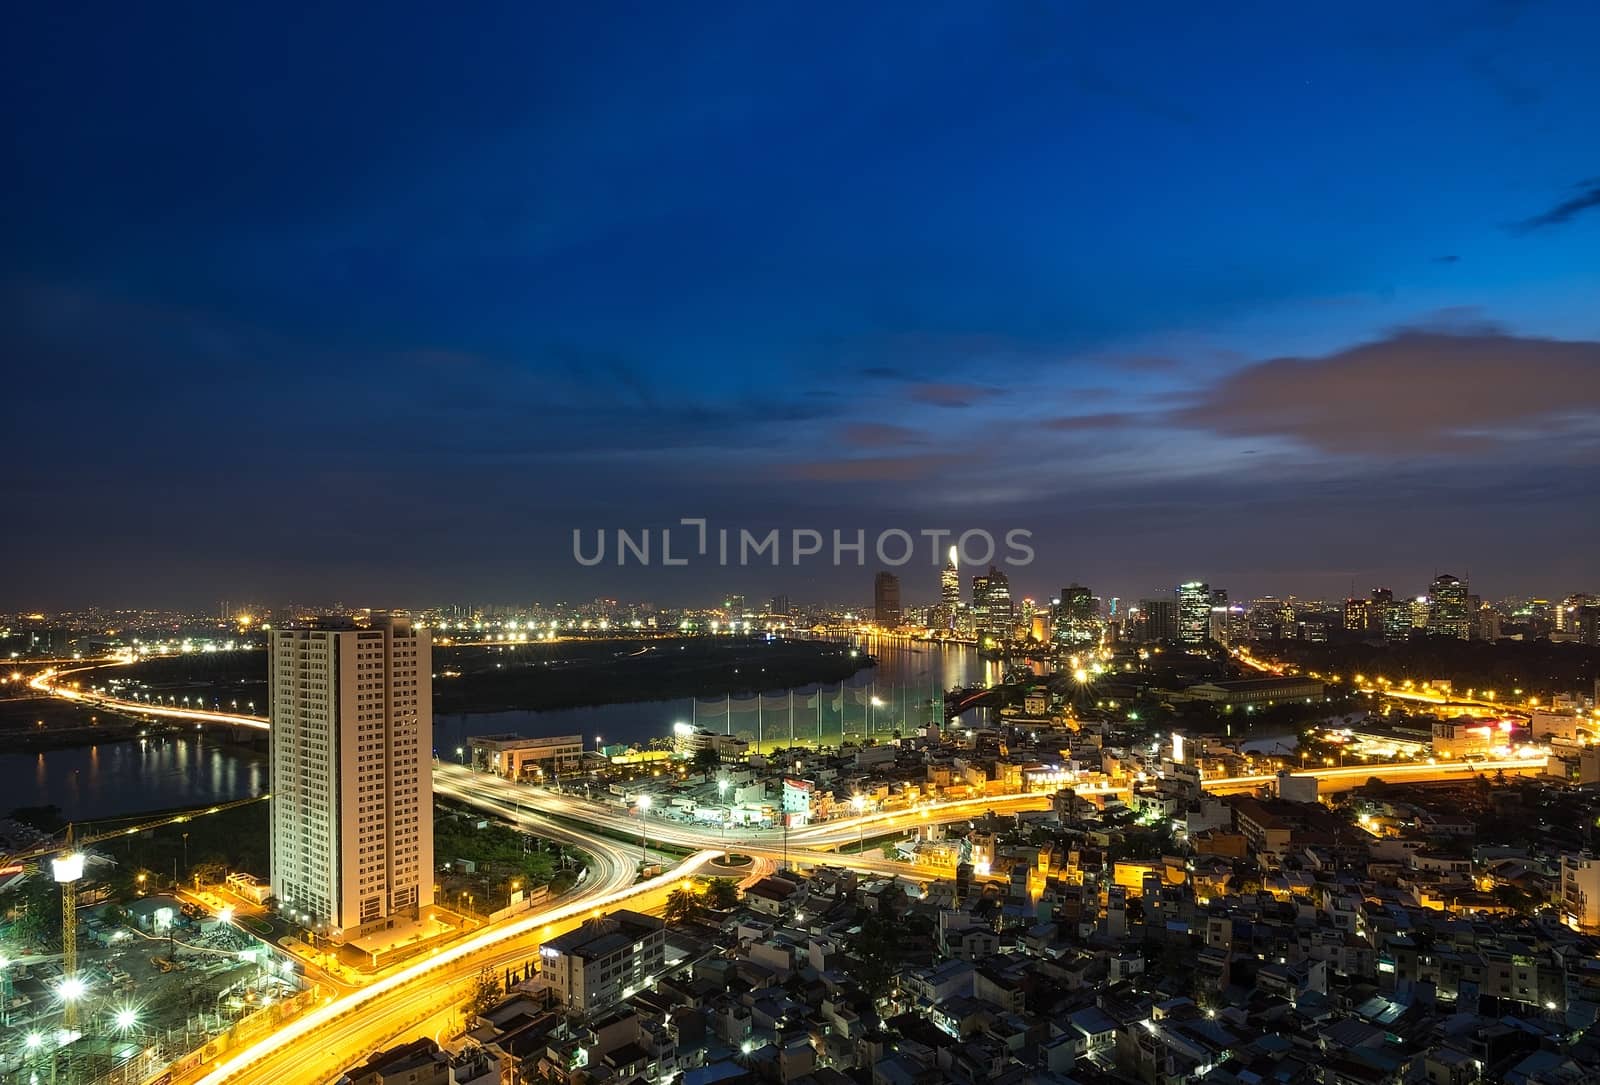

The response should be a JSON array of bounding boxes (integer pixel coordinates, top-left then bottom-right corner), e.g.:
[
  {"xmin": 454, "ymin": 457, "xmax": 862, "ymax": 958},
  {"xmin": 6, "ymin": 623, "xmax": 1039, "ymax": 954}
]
[
  {"xmin": 1, "ymin": 562, "xmax": 1589, "ymax": 622},
  {"xmin": 6, "ymin": 9, "xmax": 1600, "ymax": 1085},
  {"xmin": 3, "ymin": 5, "xmax": 1598, "ymax": 607}
]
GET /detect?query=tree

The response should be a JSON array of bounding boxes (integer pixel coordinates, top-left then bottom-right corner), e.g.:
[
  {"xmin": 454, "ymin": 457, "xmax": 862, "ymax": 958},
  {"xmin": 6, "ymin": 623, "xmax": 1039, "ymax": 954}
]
[
  {"xmin": 466, "ymin": 967, "xmax": 503, "ymax": 1017},
  {"xmin": 693, "ymin": 748, "xmax": 722, "ymax": 774},
  {"xmin": 705, "ymin": 878, "xmax": 740, "ymax": 910},
  {"xmin": 190, "ymin": 859, "xmax": 228, "ymax": 887},
  {"xmin": 664, "ymin": 886, "xmax": 705, "ymax": 926},
  {"xmin": 1, "ymin": 880, "xmax": 62, "ymax": 948}
]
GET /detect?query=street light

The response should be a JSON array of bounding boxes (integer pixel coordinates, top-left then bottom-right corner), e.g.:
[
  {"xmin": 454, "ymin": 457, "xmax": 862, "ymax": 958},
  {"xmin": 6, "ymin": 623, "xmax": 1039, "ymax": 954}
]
[
  {"xmin": 852, "ymin": 794, "xmax": 866, "ymax": 852},
  {"xmin": 456, "ymin": 746, "xmax": 466, "ymax": 765},
  {"xmin": 718, "ymin": 777, "xmax": 731, "ymax": 860},
  {"xmin": 113, "ymin": 1007, "xmax": 139, "ymax": 1033}
]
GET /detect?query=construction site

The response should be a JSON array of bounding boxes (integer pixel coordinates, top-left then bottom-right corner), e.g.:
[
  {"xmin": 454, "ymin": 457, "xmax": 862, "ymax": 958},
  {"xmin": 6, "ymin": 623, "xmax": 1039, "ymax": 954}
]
[{"xmin": 0, "ymin": 798, "xmax": 305, "ymax": 1085}]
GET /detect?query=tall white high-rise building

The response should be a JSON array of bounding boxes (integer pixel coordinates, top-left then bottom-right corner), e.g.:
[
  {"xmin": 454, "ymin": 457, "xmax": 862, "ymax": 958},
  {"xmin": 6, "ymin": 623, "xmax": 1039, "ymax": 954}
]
[{"xmin": 269, "ymin": 612, "xmax": 433, "ymax": 941}]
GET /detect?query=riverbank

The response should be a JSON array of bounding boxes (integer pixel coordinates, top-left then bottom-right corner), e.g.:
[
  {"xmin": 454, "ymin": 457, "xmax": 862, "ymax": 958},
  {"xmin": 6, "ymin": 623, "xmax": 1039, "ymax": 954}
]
[
  {"xmin": 0, "ymin": 695, "xmax": 205, "ymax": 752},
  {"xmin": 103, "ymin": 634, "xmax": 875, "ymax": 717}
]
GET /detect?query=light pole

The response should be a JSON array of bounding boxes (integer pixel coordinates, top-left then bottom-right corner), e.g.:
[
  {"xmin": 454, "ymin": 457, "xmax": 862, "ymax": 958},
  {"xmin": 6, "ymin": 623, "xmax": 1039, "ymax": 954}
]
[
  {"xmin": 870, "ymin": 696, "xmax": 883, "ymax": 736},
  {"xmin": 456, "ymin": 746, "xmax": 466, "ymax": 766},
  {"xmin": 852, "ymin": 794, "xmax": 866, "ymax": 853},
  {"xmin": 717, "ymin": 777, "xmax": 730, "ymax": 861},
  {"xmin": 636, "ymin": 794, "xmax": 651, "ymax": 868}
]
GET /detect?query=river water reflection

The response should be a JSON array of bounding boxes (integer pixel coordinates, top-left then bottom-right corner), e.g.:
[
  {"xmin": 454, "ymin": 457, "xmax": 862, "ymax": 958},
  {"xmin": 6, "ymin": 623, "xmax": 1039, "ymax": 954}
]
[{"xmin": 8, "ymin": 635, "xmax": 1029, "ymax": 818}]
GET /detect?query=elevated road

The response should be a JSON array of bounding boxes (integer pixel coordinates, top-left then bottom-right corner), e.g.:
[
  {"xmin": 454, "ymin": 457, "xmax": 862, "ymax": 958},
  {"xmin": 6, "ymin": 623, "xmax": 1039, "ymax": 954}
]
[{"xmin": 190, "ymin": 851, "xmax": 723, "ymax": 1085}]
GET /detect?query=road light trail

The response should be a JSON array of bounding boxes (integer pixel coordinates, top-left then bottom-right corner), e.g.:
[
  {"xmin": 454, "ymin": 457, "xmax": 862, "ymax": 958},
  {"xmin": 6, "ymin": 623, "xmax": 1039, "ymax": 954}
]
[{"xmin": 194, "ymin": 851, "xmax": 722, "ymax": 1085}]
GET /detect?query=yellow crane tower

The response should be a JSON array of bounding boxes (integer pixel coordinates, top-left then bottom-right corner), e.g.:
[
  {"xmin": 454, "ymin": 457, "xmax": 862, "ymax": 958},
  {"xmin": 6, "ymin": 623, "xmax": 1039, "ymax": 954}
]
[{"xmin": 4, "ymin": 794, "xmax": 270, "ymax": 1030}]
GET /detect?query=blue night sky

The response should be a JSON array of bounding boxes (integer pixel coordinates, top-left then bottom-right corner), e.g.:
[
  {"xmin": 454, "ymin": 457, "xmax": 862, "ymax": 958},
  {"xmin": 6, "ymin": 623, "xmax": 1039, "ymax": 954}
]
[{"xmin": 3, "ymin": 3, "xmax": 1597, "ymax": 609}]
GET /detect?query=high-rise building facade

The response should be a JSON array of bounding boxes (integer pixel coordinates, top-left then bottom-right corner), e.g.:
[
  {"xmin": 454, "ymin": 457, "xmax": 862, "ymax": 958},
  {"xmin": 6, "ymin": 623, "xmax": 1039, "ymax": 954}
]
[
  {"xmin": 1137, "ymin": 599, "xmax": 1177, "ymax": 643},
  {"xmin": 1428, "ymin": 574, "xmax": 1469, "ymax": 639},
  {"xmin": 971, "ymin": 566, "xmax": 1013, "ymax": 645},
  {"xmin": 1052, "ymin": 583, "xmax": 1098, "ymax": 646},
  {"xmin": 1176, "ymin": 581, "xmax": 1210, "ymax": 646},
  {"xmin": 1557, "ymin": 594, "xmax": 1596, "ymax": 634},
  {"xmin": 270, "ymin": 613, "xmax": 433, "ymax": 940},
  {"xmin": 933, "ymin": 546, "xmax": 961, "ymax": 630},
  {"xmin": 873, "ymin": 571, "xmax": 902, "ymax": 626}
]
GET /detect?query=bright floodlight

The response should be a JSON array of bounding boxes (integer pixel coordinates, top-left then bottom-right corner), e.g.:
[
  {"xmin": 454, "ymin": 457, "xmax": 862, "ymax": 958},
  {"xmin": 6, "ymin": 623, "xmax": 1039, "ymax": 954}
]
[
  {"xmin": 52, "ymin": 853, "xmax": 85, "ymax": 883},
  {"xmin": 636, "ymin": 795, "xmax": 652, "ymax": 810},
  {"xmin": 114, "ymin": 1007, "xmax": 138, "ymax": 1031},
  {"xmin": 718, "ymin": 778, "xmax": 729, "ymax": 795},
  {"xmin": 24, "ymin": 1032, "xmax": 43, "ymax": 1049},
  {"xmin": 852, "ymin": 795, "xmax": 866, "ymax": 812},
  {"xmin": 57, "ymin": 977, "xmax": 86, "ymax": 1002},
  {"xmin": 217, "ymin": 906, "xmax": 235, "ymax": 924}
]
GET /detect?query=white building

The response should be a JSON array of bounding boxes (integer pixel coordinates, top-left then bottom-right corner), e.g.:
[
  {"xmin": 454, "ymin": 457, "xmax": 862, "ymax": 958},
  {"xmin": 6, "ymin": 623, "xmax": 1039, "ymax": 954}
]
[
  {"xmin": 1275, "ymin": 771, "xmax": 1319, "ymax": 804},
  {"xmin": 540, "ymin": 909, "xmax": 666, "ymax": 1013},
  {"xmin": 1561, "ymin": 853, "xmax": 1600, "ymax": 933},
  {"xmin": 269, "ymin": 613, "xmax": 433, "ymax": 941}
]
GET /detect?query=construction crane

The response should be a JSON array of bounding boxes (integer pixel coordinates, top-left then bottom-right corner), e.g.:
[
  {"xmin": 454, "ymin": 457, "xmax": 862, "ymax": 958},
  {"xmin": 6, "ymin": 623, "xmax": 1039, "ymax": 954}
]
[{"xmin": 2, "ymin": 793, "xmax": 270, "ymax": 1030}]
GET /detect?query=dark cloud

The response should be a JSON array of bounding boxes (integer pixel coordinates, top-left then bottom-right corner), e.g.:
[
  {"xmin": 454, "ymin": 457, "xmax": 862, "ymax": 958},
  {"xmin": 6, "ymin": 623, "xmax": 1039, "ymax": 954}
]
[
  {"xmin": 1171, "ymin": 329, "xmax": 1600, "ymax": 456},
  {"xmin": 1511, "ymin": 178, "xmax": 1600, "ymax": 232},
  {"xmin": 836, "ymin": 422, "xmax": 923, "ymax": 449},
  {"xmin": 1042, "ymin": 412, "xmax": 1141, "ymax": 432},
  {"xmin": 906, "ymin": 382, "xmax": 1002, "ymax": 408}
]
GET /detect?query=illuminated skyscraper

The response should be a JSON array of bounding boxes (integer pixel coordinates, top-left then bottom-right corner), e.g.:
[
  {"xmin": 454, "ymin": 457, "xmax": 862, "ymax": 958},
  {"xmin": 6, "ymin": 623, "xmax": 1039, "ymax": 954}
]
[
  {"xmin": 1557, "ymin": 594, "xmax": 1596, "ymax": 634},
  {"xmin": 1176, "ymin": 581, "xmax": 1210, "ymax": 645},
  {"xmin": 1052, "ymin": 583, "xmax": 1097, "ymax": 646},
  {"xmin": 972, "ymin": 566, "xmax": 1013, "ymax": 645},
  {"xmin": 934, "ymin": 546, "xmax": 961, "ymax": 630},
  {"xmin": 270, "ymin": 612, "xmax": 433, "ymax": 940},
  {"xmin": 1428, "ymin": 573, "xmax": 1470, "ymax": 639}
]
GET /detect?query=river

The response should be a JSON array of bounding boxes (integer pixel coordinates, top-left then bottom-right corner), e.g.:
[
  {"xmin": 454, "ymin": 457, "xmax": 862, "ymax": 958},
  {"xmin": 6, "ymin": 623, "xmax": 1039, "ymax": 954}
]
[
  {"xmin": 0, "ymin": 735, "xmax": 268, "ymax": 823},
  {"xmin": 3, "ymin": 636, "xmax": 1009, "ymax": 820}
]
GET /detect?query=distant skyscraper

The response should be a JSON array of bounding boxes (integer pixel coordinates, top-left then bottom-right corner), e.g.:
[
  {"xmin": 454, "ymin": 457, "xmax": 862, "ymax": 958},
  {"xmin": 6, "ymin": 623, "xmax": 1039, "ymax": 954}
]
[
  {"xmin": 1138, "ymin": 599, "xmax": 1177, "ymax": 643},
  {"xmin": 1052, "ymin": 583, "xmax": 1098, "ymax": 646},
  {"xmin": 1557, "ymin": 594, "xmax": 1596, "ymax": 634},
  {"xmin": 1428, "ymin": 574, "xmax": 1469, "ymax": 639},
  {"xmin": 270, "ymin": 612, "xmax": 432, "ymax": 940},
  {"xmin": 971, "ymin": 566, "xmax": 1013, "ymax": 645},
  {"xmin": 873, "ymin": 571, "xmax": 902, "ymax": 626},
  {"xmin": 768, "ymin": 594, "xmax": 791, "ymax": 616},
  {"xmin": 1176, "ymin": 581, "xmax": 1210, "ymax": 646},
  {"xmin": 935, "ymin": 546, "xmax": 961, "ymax": 630},
  {"xmin": 1369, "ymin": 587, "xmax": 1409, "ymax": 639}
]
